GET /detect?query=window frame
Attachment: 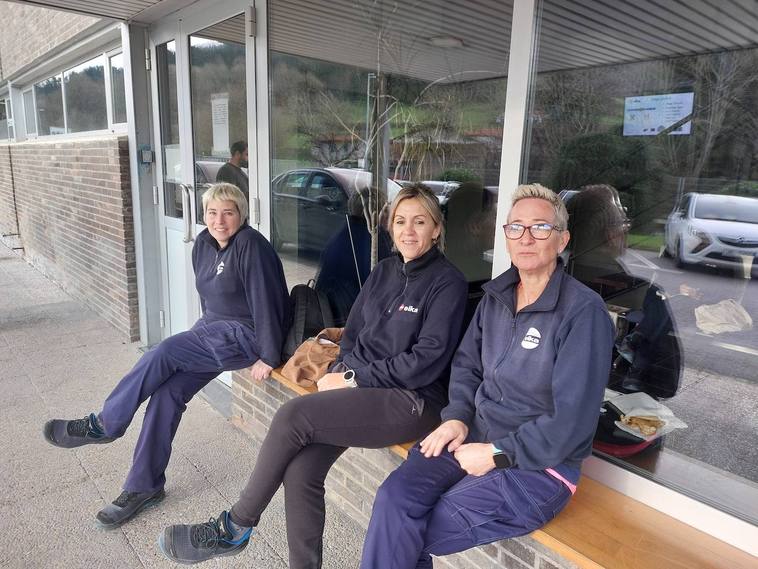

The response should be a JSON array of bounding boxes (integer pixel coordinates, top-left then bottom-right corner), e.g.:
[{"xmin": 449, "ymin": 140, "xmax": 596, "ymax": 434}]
[
  {"xmin": 21, "ymin": 88, "xmax": 38, "ymax": 137},
  {"xmin": 105, "ymin": 47, "xmax": 128, "ymax": 128},
  {"xmin": 20, "ymin": 47, "xmax": 128, "ymax": 140}
]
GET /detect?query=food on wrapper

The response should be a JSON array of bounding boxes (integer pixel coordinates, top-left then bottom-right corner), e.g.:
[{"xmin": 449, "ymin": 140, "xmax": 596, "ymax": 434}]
[{"xmin": 620, "ymin": 414, "xmax": 665, "ymax": 436}]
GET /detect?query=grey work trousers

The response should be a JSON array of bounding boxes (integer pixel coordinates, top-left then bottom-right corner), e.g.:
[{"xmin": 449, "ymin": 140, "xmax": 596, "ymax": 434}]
[{"xmin": 229, "ymin": 387, "xmax": 441, "ymax": 569}]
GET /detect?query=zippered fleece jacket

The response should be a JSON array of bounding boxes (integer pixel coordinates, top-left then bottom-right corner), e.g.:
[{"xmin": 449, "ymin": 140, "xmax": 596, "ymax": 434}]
[
  {"xmin": 193, "ymin": 224, "xmax": 289, "ymax": 368},
  {"xmin": 441, "ymin": 261, "xmax": 614, "ymax": 483},
  {"xmin": 338, "ymin": 247, "xmax": 468, "ymax": 409}
]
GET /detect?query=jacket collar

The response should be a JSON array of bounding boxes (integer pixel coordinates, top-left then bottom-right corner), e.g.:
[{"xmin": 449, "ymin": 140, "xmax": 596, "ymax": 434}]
[
  {"xmin": 484, "ymin": 257, "xmax": 567, "ymax": 313},
  {"xmin": 198, "ymin": 222, "xmax": 250, "ymax": 251},
  {"xmin": 392, "ymin": 246, "xmax": 442, "ymax": 279}
]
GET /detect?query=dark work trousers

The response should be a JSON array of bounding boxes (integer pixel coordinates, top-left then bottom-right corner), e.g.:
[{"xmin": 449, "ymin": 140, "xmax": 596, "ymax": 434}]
[
  {"xmin": 229, "ymin": 387, "xmax": 441, "ymax": 569},
  {"xmin": 99, "ymin": 319, "xmax": 257, "ymax": 493},
  {"xmin": 360, "ymin": 446, "xmax": 572, "ymax": 569}
]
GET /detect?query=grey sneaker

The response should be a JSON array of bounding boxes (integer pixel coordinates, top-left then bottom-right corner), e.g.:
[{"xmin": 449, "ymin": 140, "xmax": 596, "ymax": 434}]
[
  {"xmin": 43, "ymin": 413, "xmax": 115, "ymax": 448},
  {"xmin": 159, "ymin": 511, "xmax": 252, "ymax": 564},
  {"xmin": 96, "ymin": 489, "xmax": 166, "ymax": 529}
]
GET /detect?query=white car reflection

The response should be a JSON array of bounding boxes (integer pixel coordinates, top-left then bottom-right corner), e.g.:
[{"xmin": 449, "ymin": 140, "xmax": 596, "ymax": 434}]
[{"xmin": 664, "ymin": 193, "xmax": 758, "ymax": 275}]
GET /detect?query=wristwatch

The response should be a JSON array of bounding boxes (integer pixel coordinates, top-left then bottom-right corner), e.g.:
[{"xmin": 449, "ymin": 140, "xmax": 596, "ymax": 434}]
[
  {"xmin": 343, "ymin": 369, "xmax": 358, "ymax": 388},
  {"xmin": 492, "ymin": 445, "xmax": 513, "ymax": 469}
]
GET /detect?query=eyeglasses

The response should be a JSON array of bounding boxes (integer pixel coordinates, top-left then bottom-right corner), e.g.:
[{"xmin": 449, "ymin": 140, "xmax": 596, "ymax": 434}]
[{"xmin": 503, "ymin": 223, "xmax": 562, "ymax": 240}]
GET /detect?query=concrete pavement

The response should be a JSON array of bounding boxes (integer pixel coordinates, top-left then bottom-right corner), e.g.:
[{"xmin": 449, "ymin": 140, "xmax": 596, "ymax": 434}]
[{"xmin": 0, "ymin": 243, "xmax": 365, "ymax": 569}]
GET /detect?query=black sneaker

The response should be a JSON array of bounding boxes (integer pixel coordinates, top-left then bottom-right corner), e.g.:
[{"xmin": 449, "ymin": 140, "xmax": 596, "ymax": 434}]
[
  {"xmin": 96, "ymin": 489, "xmax": 166, "ymax": 529},
  {"xmin": 159, "ymin": 511, "xmax": 252, "ymax": 564},
  {"xmin": 43, "ymin": 413, "xmax": 115, "ymax": 448}
]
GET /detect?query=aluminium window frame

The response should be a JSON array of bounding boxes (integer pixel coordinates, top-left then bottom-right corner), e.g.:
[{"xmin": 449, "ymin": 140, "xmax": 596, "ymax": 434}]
[
  {"xmin": 21, "ymin": 47, "xmax": 128, "ymax": 140},
  {"xmin": 21, "ymin": 87, "xmax": 37, "ymax": 137}
]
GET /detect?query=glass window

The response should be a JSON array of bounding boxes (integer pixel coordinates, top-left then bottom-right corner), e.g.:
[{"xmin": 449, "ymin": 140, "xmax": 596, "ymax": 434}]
[
  {"xmin": 109, "ymin": 53, "xmax": 127, "ymax": 124},
  {"xmin": 189, "ymin": 14, "xmax": 247, "ymax": 221},
  {"xmin": 269, "ymin": 0, "xmax": 512, "ymax": 324},
  {"xmin": 156, "ymin": 41, "xmax": 182, "ymax": 219},
  {"xmin": 23, "ymin": 90, "xmax": 36, "ymax": 135},
  {"xmin": 34, "ymin": 75, "xmax": 64, "ymax": 135},
  {"xmin": 526, "ymin": 0, "xmax": 758, "ymax": 526},
  {"xmin": 64, "ymin": 55, "xmax": 107, "ymax": 133},
  {"xmin": 0, "ymin": 101, "xmax": 8, "ymax": 140}
]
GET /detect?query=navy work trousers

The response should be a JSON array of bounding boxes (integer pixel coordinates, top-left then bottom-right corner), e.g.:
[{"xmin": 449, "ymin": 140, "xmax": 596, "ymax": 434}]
[
  {"xmin": 360, "ymin": 446, "xmax": 572, "ymax": 569},
  {"xmin": 99, "ymin": 319, "xmax": 257, "ymax": 493}
]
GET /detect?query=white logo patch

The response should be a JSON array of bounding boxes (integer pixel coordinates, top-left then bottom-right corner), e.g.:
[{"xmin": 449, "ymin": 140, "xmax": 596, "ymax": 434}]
[
  {"xmin": 216, "ymin": 261, "xmax": 225, "ymax": 276},
  {"xmin": 398, "ymin": 304, "xmax": 419, "ymax": 313},
  {"xmin": 521, "ymin": 327, "xmax": 541, "ymax": 350}
]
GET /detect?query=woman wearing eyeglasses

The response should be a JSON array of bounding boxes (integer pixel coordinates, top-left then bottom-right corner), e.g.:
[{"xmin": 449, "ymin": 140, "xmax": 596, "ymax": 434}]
[{"xmin": 360, "ymin": 184, "xmax": 615, "ymax": 569}]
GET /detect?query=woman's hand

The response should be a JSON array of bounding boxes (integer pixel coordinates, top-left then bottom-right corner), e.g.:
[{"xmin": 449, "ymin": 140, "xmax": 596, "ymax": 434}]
[
  {"xmin": 453, "ymin": 443, "xmax": 496, "ymax": 476},
  {"xmin": 250, "ymin": 359, "xmax": 273, "ymax": 383},
  {"xmin": 419, "ymin": 420, "xmax": 469, "ymax": 458},
  {"xmin": 317, "ymin": 372, "xmax": 348, "ymax": 391}
]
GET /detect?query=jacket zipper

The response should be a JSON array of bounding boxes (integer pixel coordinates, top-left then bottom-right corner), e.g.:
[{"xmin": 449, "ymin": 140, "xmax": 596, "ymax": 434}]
[
  {"xmin": 385, "ymin": 265, "xmax": 410, "ymax": 314},
  {"xmin": 490, "ymin": 305, "xmax": 519, "ymax": 401}
]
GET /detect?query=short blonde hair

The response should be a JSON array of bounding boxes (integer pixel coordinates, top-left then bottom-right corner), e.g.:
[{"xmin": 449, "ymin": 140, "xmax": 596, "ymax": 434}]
[
  {"xmin": 510, "ymin": 183, "xmax": 568, "ymax": 229},
  {"xmin": 388, "ymin": 183, "xmax": 445, "ymax": 252},
  {"xmin": 202, "ymin": 183, "xmax": 248, "ymax": 223}
]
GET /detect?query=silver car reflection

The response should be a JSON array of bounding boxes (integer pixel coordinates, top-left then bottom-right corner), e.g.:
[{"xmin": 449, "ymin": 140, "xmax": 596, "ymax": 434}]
[{"xmin": 664, "ymin": 193, "xmax": 758, "ymax": 275}]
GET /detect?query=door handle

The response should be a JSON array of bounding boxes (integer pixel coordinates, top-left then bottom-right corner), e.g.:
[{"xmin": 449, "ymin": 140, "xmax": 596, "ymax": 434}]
[{"xmin": 179, "ymin": 183, "xmax": 194, "ymax": 243}]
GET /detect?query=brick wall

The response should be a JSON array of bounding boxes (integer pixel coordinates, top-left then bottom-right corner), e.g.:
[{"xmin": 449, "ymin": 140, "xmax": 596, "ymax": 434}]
[
  {"xmin": 231, "ymin": 373, "xmax": 578, "ymax": 569},
  {"xmin": 0, "ymin": 136, "xmax": 139, "ymax": 339},
  {"xmin": 0, "ymin": 144, "xmax": 17, "ymax": 236},
  {"xmin": 0, "ymin": 2, "xmax": 102, "ymax": 81}
]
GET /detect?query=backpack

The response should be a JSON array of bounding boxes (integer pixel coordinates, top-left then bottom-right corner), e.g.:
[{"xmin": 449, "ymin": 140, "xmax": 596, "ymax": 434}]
[{"xmin": 283, "ymin": 279, "xmax": 336, "ymax": 360}]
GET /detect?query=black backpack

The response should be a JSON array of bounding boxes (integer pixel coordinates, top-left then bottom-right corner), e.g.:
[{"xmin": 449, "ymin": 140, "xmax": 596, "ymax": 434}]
[{"xmin": 282, "ymin": 279, "xmax": 335, "ymax": 360}]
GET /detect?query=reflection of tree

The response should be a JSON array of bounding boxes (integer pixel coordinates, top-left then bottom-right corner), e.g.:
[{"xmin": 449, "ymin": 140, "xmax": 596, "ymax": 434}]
[
  {"xmin": 189, "ymin": 42, "xmax": 247, "ymax": 158},
  {"xmin": 65, "ymin": 66, "xmax": 107, "ymax": 132},
  {"xmin": 530, "ymin": 47, "xmax": 758, "ymax": 231}
]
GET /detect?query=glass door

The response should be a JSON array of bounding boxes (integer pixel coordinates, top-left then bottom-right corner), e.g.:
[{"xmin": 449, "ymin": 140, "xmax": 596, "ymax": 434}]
[{"xmin": 150, "ymin": 4, "xmax": 257, "ymax": 355}]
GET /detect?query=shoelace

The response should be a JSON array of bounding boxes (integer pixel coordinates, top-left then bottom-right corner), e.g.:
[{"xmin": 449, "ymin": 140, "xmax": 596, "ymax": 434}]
[
  {"xmin": 191, "ymin": 517, "xmax": 223, "ymax": 549},
  {"xmin": 66, "ymin": 416, "xmax": 93, "ymax": 437},
  {"xmin": 113, "ymin": 490, "xmax": 139, "ymax": 508}
]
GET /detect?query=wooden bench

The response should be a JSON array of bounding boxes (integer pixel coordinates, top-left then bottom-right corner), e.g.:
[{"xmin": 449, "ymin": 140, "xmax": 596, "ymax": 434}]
[{"xmin": 269, "ymin": 369, "xmax": 754, "ymax": 569}]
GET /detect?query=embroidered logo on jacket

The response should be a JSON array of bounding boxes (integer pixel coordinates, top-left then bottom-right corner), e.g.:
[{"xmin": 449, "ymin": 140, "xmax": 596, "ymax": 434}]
[
  {"xmin": 216, "ymin": 261, "xmax": 225, "ymax": 276},
  {"xmin": 398, "ymin": 304, "xmax": 419, "ymax": 313},
  {"xmin": 521, "ymin": 327, "xmax": 541, "ymax": 350}
]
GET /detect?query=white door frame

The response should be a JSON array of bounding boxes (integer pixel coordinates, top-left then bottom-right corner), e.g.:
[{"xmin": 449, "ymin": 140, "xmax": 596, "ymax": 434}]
[{"xmin": 148, "ymin": 0, "xmax": 264, "ymax": 340}]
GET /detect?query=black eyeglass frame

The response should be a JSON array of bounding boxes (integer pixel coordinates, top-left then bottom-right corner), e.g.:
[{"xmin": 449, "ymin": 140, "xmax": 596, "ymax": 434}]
[{"xmin": 502, "ymin": 222, "xmax": 563, "ymax": 240}]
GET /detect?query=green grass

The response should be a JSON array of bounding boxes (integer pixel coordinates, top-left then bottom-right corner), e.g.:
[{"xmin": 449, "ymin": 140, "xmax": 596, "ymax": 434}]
[{"xmin": 627, "ymin": 233, "xmax": 664, "ymax": 252}]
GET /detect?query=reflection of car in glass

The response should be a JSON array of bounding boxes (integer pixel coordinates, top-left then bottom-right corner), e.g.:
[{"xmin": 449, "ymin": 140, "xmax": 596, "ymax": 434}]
[
  {"xmin": 664, "ymin": 193, "xmax": 758, "ymax": 274},
  {"xmin": 195, "ymin": 160, "xmax": 249, "ymax": 186},
  {"xmin": 272, "ymin": 167, "xmax": 402, "ymax": 251}
]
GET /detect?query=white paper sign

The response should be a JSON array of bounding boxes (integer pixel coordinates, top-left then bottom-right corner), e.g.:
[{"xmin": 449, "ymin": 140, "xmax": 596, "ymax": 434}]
[{"xmin": 211, "ymin": 92, "xmax": 229, "ymax": 156}]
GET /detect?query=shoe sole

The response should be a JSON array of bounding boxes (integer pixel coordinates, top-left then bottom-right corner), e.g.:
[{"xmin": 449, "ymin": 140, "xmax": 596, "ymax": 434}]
[
  {"xmin": 95, "ymin": 490, "xmax": 166, "ymax": 530},
  {"xmin": 157, "ymin": 532, "xmax": 248, "ymax": 564}
]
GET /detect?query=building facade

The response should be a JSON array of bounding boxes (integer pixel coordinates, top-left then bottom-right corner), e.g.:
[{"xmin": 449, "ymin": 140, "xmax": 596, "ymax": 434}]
[{"xmin": 1, "ymin": 0, "xmax": 756, "ymax": 565}]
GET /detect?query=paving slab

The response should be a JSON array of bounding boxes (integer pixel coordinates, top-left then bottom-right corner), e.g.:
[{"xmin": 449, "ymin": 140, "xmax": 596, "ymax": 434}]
[{"xmin": 0, "ymin": 243, "xmax": 366, "ymax": 569}]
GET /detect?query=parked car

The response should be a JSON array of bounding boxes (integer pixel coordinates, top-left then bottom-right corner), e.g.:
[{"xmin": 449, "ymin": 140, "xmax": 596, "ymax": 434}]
[
  {"xmin": 664, "ymin": 192, "xmax": 758, "ymax": 274},
  {"xmin": 272, "ymin": 167, "xmax": 402, "ymax": 251}
]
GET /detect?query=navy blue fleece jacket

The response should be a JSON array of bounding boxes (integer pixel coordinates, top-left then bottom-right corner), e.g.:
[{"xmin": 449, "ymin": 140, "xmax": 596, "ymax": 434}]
[
  {"xmin": 441, "ymin": 261, "xmax": 614, "ymax": 482},
  {"xmin": 193, "ymin": 224, "xmax": 289, "ymax": 368},
  {"xmin": 338, "ymin": 247, "xmax": 468, "ymax": 409}
]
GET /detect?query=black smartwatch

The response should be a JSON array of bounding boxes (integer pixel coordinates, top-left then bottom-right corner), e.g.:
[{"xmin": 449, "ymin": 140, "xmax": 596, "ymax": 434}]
[{"xmin": 492, "ymin": 445, "xmax": 513, "ymax": 469}]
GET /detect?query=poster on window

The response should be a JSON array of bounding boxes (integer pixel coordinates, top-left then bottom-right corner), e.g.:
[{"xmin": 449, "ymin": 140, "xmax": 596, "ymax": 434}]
[
  {"xmin": 211, "ymin": 92, "xmax": 229, "ymax": 156},
  {"xmin": 623, "ymin": 92, "xmax": 694, "ymax": 136}
]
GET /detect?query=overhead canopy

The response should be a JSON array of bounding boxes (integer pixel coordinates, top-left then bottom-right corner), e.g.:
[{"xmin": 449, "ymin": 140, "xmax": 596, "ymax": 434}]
[
  {"xmin": 5, "ymin": 0, "xmax": 191, "ymax": 24},
  {"xmin": 10, "ymin": 0, "xmax": 758, "ymax": 80}
]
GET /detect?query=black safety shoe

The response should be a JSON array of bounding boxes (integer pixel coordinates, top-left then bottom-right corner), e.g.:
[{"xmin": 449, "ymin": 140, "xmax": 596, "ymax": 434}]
[
  {"xmin": 43, "ymin": 413, "xmax": 115, "ymax": 448},
  {"xmin": 96, "ymin": 489, "xmax": 166, "ymax": 529},
  {"xmin": 159, "ymin": 510, "xmax": 252, "ymax": 564}
]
